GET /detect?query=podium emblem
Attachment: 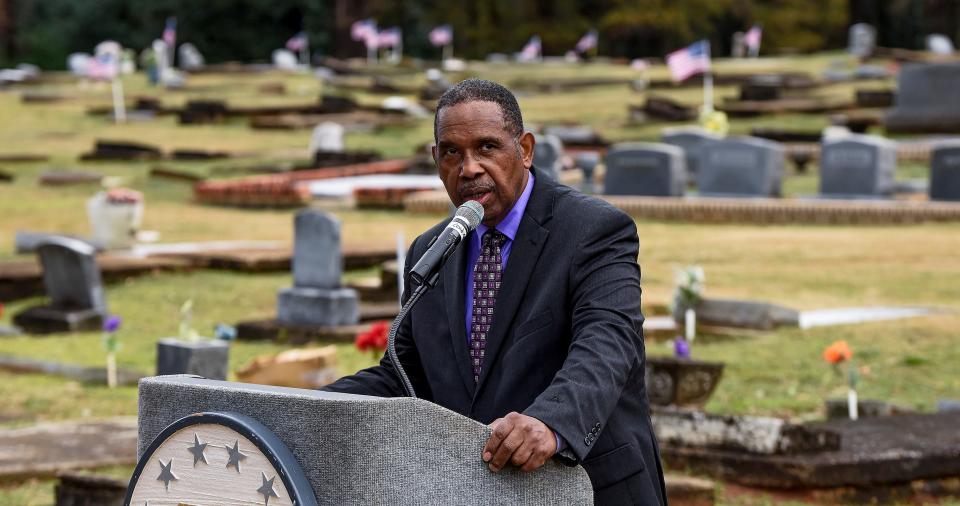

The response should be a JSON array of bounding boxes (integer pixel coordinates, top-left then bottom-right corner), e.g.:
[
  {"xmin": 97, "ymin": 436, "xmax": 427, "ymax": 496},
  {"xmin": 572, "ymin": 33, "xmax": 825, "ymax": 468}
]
[{"xmin": 125, "ymin": 412, "xmax": 317, "ymax": 506}]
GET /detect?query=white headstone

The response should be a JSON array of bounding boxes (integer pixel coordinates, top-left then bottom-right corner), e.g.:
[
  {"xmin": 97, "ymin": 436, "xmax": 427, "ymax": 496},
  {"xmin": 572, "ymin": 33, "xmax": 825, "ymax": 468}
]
[
  {"xmin": 926, "ymin": 34, "xmax": 955, "ymax": 55},
  {"xmin": 848, "ymin": 23, "xmax": 876, "ymax": 58},
  {"xmin": 67, "ymin": 53, "xmax": 91, "ymax": 76},
  {"xmin": 309, "ymin": 122, "xmax": 345, "ymax": 155},
  {"xmin": 272, "ymin": 49, "xmax": 299, "ymax": 71},
  {"xmin": 178, "ymin": 43, "xmax": 206, "ymax": 70}
]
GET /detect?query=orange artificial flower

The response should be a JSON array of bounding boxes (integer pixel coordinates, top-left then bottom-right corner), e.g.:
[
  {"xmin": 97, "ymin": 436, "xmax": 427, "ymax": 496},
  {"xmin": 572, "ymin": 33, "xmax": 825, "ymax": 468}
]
[{"xmin": 823, "ymin": 340, "xmax": 853, "ymax": 364}]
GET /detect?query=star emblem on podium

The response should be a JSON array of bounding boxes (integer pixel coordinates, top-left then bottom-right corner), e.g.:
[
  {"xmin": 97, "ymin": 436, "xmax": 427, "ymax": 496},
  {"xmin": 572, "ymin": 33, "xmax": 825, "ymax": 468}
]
[
  {"xmin": 225, "ymin": 440, "xmax": 248, "ymax": 472},
  {"xmin": 257, "ymin": 471, "xmax": 280, "ymax": 505},
  {"xmin": 187, "ymin": 433, "xmax": 208, "ymax": 466},
  {"xmin": 156, "ymin": 458, "xmax": 178, "ymax": 491}
]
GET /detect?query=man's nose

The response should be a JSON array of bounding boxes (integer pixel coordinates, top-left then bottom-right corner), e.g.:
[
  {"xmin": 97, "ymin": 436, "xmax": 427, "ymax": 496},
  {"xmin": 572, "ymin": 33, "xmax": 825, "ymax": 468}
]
[{"xmin": 461, "ymin": 150, "xmax": 484, "ymax": 178}]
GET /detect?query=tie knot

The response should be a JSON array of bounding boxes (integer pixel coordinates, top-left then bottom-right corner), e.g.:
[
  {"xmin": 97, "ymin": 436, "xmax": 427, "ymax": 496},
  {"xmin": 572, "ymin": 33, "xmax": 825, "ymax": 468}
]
[{"xmin": 483, "ymin": 229, "xmax": 505, "ymax": 247}]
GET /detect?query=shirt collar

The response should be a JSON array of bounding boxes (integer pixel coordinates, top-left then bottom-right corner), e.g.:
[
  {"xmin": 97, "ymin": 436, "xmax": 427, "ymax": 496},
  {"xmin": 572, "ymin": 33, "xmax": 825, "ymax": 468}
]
[{"xmin": 476, "ymin": 170, "xmax": 535, "ymax": 242}]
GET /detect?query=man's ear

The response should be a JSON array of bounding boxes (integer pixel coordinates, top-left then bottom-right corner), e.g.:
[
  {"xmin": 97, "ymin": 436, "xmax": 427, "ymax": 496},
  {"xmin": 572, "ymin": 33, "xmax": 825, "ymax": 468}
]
[
  {"xmin": 519, "ymin": 131, "xmax": 535, "ymax": 169},
  {"xmin": 431, "ymin": 143, "xmax": 439, "ymax": 167}
]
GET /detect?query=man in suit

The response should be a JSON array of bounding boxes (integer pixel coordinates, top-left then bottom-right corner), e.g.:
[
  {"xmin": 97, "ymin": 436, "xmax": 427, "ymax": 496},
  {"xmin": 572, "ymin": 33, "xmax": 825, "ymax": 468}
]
[{"xmin": 325, "ymin": 78, "xmax": 667, "ymax": 505}]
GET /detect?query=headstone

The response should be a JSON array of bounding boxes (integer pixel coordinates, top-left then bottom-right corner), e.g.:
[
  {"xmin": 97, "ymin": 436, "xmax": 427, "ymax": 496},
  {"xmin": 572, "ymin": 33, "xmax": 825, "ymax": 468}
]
[
  {"xmin": 156, "ymin": 338, "xmax": 229, "ymax": 380},
  {"xmin": 661, "ymin": 126, "xmax": 721, "ymax": 175},
  {"xmin": 276, "ymin": 210, "xmax": 359, "ymax": 326},
  {"xmin": 67, "ymin": 53, "xmax": 91, "ymax": 76},
  {"xmin": 848, "ymin": 23, "xmax": 876, "ymax": 58},
  {"xmin": 575, "ymin": 152, "xmax": 600, "ymax": 193},
  {"xmin": 819, "ymin": 134, "xmax": 897, "ymax": 198},
  {"xmin": 930, "ymin": 141, "xmax": 960, "ymax": 201},
  {"xmin": 543, "ymin": 125, "xmax": 604, "ymax": 146},
  {"xmin": 272, "ymin": 49, "xmax": 299, "ymax": 71},
  {"xmin": 604, "ymin": 142, "xmax": 687, "ymax": 197},
  {"xmin": 420, "ymin": 69, "xmax": 452, "ymax": 100},
  {"xmin": 178, "ymin": 43, "xmax": 205, "ymax": 70},
  {"xmin": 12, "ymin": 237, "xmax": 108, "ymax": 334},
  {"xmin": 533, "ymin": 133, "xmax": 563, "ymax": 181},
  {"xmin": 309, "ymin": 122, "xmax": 345, "ymax": 157},
  {"xmin": 884, "ymin": 63, "xmax": 960, "ymax": 133},
  {"xmin": 698, "ymin": 137, "xmax": 785, "ymax": 197},
  {"xmin": 731, "ymin": 32, "xmax": 746, "ymax": 58},
  {"xmin": 926, "ymin": 34, "xmax": 955, "ymax": 55}
]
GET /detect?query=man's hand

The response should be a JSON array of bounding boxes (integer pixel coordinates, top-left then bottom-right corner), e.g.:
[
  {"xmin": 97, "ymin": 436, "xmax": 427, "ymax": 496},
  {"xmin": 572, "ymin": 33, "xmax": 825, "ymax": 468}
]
[{"xmin": 482, "ymin": 412, "xmax": 557, "ymax": 473}]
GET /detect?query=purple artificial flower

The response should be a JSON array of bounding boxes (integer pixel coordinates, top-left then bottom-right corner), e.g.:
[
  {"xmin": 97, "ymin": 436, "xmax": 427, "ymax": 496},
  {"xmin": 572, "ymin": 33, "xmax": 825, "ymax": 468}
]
[
  {"xmin": 673, "ymin": 336, "xmax": 691, "ymax": 359},
  {"xmin": 103, "ymin": 315, "xmax": 122, "ymax": 333}
]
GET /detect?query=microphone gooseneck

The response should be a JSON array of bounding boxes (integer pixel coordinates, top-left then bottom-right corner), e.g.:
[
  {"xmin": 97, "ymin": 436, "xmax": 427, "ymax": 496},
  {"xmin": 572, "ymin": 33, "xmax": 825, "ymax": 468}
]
[{"xmin": 388, "ymin": 201, "xmax": 484, "ymax": 398}]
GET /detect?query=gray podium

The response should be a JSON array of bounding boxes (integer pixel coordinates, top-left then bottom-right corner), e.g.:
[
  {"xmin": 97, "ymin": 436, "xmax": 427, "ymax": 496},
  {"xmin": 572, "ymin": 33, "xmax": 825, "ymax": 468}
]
[{"xmin": 129, "ymin": 376, "xmax": 593, "ymax": 505}]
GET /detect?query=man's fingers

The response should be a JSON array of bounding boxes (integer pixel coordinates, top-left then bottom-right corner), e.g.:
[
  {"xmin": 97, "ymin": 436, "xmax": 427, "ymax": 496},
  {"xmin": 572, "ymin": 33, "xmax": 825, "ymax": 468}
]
[
  {"xmin": 521, "ymin": 453, "xmax": 548, "ymax": 472},
  {"xmin": 489, "ymin": 428, "xmax": 523, "ymax": 472},
  {"xmin": 482, "ymin": 417, "xmax": 509, "ymax": 463}
]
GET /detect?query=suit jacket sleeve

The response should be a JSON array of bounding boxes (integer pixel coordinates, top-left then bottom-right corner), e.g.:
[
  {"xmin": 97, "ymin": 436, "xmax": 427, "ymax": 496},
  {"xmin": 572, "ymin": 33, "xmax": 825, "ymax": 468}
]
[
  {"xmin": 322, "ymin": 238, "xmax": 433, "ymax": 400},
  {"xmin": 522, "ymin": 206, "xmax": 644, "ymax": 461}
]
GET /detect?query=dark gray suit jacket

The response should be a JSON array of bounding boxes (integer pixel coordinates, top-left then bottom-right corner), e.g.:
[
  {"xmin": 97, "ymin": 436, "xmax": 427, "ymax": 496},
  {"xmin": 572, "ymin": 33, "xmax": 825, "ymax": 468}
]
[{"xmin": 326, "ymin": 168, "xmax": 667, "ymax": 505}]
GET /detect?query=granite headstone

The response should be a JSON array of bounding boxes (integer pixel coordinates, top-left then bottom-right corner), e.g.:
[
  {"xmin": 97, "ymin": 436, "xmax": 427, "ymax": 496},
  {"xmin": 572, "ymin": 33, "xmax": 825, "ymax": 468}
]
[
  {"xmin": 930, "ymin": 141, "xmax": 960, "ymax": 201},
  {"xmin": 698, "ymin": 137, "xmax": 784, "ymax": 197},
  {"xmin": 661, "ymin": 126, "xmax": 721, "ymax": 175},
  {"xmin": 533, "ymin": 133, "xmax": 563, "ymax": 181},
  {"xmin": 178, "ymin": 43, "xmax": 206, "ymax": 71},
  {"xmin": 13, "ymin": 236, "xmax": 108, "ymax": 334},
  {"xmin": 848, "ymin": 23, "xmax": 876, "ymax": 58},
  {"xmin": 820, "ymin": 134, "xmax": 897, "ymax": 198},
  {"xmin": 884, "ymin": 63, "xmax": 960, "ymax": 133},
  {"xmin": 604, "ymin": 142, "xmax": 687, "ymax": 197},
  {"xmin": 309, "ymin": 122, "xmax": 345, "ymax": 156},
  {"xmin": 277, "ymin": 210, "xmax": 359, "ymax": 326}
]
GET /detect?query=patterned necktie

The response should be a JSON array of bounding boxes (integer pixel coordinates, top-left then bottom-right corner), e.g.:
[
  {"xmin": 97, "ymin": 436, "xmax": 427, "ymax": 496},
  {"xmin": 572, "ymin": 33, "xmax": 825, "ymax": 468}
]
[{"xmin": 470, "ymin": 229, "xmax": 506, "ymax": 383}]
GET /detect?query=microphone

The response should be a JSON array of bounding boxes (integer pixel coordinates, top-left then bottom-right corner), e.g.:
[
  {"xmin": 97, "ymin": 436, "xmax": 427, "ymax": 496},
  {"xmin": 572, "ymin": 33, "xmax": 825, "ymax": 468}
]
[{"xmin": 410, "ymin": 200, "xmax": 484, "ymax": 286}]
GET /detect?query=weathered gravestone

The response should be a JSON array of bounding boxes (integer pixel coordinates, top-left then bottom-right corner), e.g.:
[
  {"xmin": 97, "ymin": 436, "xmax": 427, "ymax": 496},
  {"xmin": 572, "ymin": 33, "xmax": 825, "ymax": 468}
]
[
  {"xmin": 13, "ymin": 237, "xmax": 107, "ymax": 334},
  {"xmin": 533, "ymin": 133, "xmax": 563, "ymax": 181},
  {"xmin": 848, "ymin": 23, "xmax": 876, "ymax": 58},
  {"xmin": 926, "ymin": 34, "xmax": 955, "ymax": 56},
  {"xmin": 604, "ymin": 142, "xmax": 687, "ymax": 197},
  {"xmin": 819, "ymin": 134, "xmax": 897, "ymax": 198},
  {"xmin": 661, "ymin": 126, "xmax": 721, "ymax": 175},
  {"xmin": 133, "ymin": 376, "xmax": 593, "ymax": 505},
  {"xmin": 698, "ymin": 137, "xmax": 784, "ymax": 197},
  {"xmin": 309, "ymin": 122, "xmax": 345, "ymax": 157},
  {"xmin": 177, "ymin": 42, "xmax": 205, "ymax": 71},
  {"xmin": 272, "ymin": 49, "xmax": 299, "ymax": 71},
  {"xmin": 156, "ymin": 338, "xmax": 229, "ymax": 380},
  {"xmin": 884, "ymin": 63, "xmax": 960, "ymax": 133},
  {"xmin": 277, "ymin": 210, "xmax": 359, "ymax": 326},
  {"xmin": 930, "ymin": 141, "xmax": 960, "ymax": 201},
  {"xmin": 731, "ymin": 32, "xmax": 746, "ymax": 58}
]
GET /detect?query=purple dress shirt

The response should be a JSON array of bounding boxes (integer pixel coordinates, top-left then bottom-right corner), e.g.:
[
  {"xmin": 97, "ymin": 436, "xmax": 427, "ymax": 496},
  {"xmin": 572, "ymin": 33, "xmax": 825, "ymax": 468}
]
[{"xmin": 463, "ymin": 171, "xmax": 566, "ymax": 453}]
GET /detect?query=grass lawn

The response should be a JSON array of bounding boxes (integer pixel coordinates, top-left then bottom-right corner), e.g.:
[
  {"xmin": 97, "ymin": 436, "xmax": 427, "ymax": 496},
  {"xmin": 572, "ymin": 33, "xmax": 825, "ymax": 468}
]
[{"xmin": 0, "ymin": 55, "xmax": 957, "ymax": 505}]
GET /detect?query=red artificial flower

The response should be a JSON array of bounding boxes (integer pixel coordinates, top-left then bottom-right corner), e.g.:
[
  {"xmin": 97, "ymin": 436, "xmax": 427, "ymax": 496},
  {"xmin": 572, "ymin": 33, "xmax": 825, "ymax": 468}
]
[
  {"xmin": 823, "ymin": 340, "xmax": 853, "ymax": 364},
  {"xmin": 355, "ymin": 321, "xmax": 390, "ymax": 353}
]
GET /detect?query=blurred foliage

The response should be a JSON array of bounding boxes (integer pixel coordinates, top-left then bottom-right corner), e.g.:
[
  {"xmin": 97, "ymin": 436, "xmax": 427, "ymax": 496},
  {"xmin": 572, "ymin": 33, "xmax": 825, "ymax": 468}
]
[{"xmin": 0, "ymin": 0, "xmax": 855, "ymax": 68}]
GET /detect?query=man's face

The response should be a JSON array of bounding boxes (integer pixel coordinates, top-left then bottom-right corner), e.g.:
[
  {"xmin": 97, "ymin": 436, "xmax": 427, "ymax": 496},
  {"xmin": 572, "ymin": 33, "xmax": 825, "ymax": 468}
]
[{"xmin": 433, "ymin": 101, "xmax": 534, "ymax": 226}]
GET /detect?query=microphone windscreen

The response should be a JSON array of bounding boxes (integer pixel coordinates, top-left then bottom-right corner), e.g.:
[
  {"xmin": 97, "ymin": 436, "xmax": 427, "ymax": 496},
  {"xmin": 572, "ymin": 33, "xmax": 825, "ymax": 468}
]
[{"xmin": 456, "ymin": 201, "xmax": 484, "ymax": 230}]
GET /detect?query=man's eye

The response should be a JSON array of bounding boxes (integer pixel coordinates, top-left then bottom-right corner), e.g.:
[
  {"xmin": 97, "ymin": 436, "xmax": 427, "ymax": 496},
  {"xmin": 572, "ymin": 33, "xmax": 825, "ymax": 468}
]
[
  {"xmin": 481, "ymin": 143, "xmax": 496, "ymax": 151},
  {"xmin": 444, "ymin": 148, "xmax": 458, "ymax": 156}
]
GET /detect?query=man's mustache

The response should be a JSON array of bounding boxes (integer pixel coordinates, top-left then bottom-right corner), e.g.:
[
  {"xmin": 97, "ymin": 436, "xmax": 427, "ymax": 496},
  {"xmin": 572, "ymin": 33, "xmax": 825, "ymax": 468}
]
[{"xmin": 458, "ymin": 181, "xmax": 495, "ymax": 197}]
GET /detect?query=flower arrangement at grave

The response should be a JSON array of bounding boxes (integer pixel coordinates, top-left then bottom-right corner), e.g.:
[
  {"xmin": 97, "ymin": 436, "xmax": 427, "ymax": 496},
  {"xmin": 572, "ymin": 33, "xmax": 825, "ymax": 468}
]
[
  {"xmin": 355, "ymin": 321, "xmax": 390, "ymax": 360},
  {"xmin": 673, "ymin": 265, "xmax": 704, "ymax": 347},
  {"xmin": 179, "ymin": 299, "xmax": 201, "ymax": 342},
  {"xmin": 102, "ymin": 315, "xmax": 122, "ymax": 388},
  {"xmin": 699, "ymin": 109, "xmax": 729, "ymax": 136},
  {"xmin": 823, "ymin": 339, "xmax": 860, "ymax": 420}
]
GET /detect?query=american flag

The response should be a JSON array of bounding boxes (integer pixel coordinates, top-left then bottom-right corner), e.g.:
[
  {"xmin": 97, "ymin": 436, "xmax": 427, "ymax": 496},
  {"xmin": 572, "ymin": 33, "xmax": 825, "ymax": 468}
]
[
  {"xmin": 745, "ymin": 25, "xmax": 762, "ymax": 54},
  {"xmin": 87, "ymin": 53, "xmax": 118, "ymax": 81},
  {"xmin": 520, "ymin": 35, "xmax": 541, "ymax": 61},
  {"xmin": 429, "ymin": 25, "xmax": 453, "ymax": 47},
  {"xmin": 162, "ymin": 18, "xmax": 177, "ymax": 47},
  {"xmin": 351, "ymin": 19, "xmax": 377, "ymax": 42},
  {"xmin": 575, "ymin": 29, "xmax": 598, "ymax": 53},
  {"xmin": 286, "ymin": 32, "xmax": 308, "ymax": 52},
  {"xmin": 378, "ymin": 27, "xmax": 402, "ymax": 48},
  {"xmin": 666, "ymin": 40, "xmax": 710, "ymax": 82}
]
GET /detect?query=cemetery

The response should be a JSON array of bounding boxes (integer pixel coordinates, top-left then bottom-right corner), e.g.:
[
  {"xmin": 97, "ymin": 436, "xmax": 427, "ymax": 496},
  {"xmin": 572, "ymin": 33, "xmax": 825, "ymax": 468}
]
[{"xmin": 0, "ymin": 3, "xmax": 959, "ymax": 505}]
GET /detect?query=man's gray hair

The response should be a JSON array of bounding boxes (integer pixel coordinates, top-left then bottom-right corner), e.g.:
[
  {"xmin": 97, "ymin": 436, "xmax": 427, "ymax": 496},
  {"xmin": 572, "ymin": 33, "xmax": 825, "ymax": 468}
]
[{"xmin": 433, "ymin": 78, "xmax": 524, "ymax": 141}]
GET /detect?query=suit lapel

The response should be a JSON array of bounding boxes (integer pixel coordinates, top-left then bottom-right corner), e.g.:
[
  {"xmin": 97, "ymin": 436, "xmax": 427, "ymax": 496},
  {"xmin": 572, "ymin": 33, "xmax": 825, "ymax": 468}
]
[
  {"xmin": 474, "ymin": 169, "xmax": 554, "ymax": 395},
  {"xmin": 443, "ymin": 237, "xmax": 476, "ymax": 396}
]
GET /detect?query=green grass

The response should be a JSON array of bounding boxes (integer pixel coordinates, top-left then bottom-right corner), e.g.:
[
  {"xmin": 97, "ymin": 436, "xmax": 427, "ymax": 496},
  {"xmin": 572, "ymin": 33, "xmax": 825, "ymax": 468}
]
[{"xmin": 0, "ymin": 55, "xmax": 957, "ymax": 505}]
